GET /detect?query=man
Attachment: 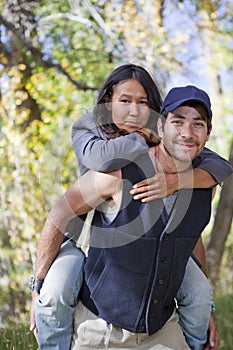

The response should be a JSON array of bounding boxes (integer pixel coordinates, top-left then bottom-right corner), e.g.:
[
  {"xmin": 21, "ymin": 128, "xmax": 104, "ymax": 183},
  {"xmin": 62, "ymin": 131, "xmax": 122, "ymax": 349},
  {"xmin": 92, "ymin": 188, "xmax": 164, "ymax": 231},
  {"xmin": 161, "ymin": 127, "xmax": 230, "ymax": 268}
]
[{"xmin": 31, "ymin": 85, "xmax": 232, "ymax": 349}]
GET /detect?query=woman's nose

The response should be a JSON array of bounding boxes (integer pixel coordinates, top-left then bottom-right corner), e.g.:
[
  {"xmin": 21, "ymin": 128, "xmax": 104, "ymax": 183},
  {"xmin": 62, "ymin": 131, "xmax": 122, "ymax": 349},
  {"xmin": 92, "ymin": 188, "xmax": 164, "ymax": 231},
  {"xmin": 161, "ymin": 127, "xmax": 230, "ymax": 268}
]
[{"xmin": 129, "ymin": 103, "xmax": 139, "ymax": 116}]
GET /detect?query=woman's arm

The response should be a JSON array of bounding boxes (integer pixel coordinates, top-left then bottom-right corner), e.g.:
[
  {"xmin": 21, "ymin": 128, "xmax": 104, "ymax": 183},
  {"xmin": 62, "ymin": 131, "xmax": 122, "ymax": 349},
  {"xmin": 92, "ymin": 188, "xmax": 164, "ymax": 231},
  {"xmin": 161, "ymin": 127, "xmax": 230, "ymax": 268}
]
[
  {"xmin": 130, "ymin": 148, "xmax": 232, "ymax": 202},
  {"xmin": 193, "ymin": 147, "xmax": 233, "ymax": 184},
  {"xmin": 130, "ymin": 168, "xmax": 217, "ymax": 202},
  {"xmin": 72, "ymin": 113, "xmax": 149, "ymax": 175},
  {"xmin": 72, "ymin": 114, "xmax": 232, "ymax": 199}
]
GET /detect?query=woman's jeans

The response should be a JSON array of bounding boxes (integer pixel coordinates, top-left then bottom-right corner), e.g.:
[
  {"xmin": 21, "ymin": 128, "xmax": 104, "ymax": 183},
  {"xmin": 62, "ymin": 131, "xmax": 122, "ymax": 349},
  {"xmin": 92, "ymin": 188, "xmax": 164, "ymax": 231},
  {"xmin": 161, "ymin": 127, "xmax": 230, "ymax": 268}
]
[
  {"xmin": 35, "ymin": 240, "xmax": 212, "ymax": 350},
  {"xmin": 35, "ymin": 240, "xmax": 84, "ymax": 349},
  {"xmin": 176, "ymin": 256, "xmax": 212, "ymax": 350}
]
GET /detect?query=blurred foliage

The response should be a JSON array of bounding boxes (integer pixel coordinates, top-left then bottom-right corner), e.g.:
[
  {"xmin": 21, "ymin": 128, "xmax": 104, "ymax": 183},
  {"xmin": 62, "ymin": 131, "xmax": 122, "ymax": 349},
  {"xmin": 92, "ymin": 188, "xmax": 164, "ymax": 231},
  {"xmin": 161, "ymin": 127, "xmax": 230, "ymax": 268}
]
[
  {"xmin": 0, "ymin": 323, "xmax": 37, "ymax": 350},
  {"xmin": 215, "ymin": 294, "xmax": 233, "ymax": 350},
  {"xmin": 0, "ymin": 0, "xmax": 232, "ymax": 325}
]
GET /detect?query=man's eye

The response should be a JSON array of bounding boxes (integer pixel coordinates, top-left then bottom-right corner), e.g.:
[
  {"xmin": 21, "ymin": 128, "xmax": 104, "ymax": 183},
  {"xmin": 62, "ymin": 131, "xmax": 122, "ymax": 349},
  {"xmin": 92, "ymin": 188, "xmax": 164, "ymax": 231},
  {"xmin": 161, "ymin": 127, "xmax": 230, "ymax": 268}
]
[
  {"xmin": 193, "ymin": 122, "xmax": 205, "ymax": 128},
  {"xmin": 172, "ymin": 120, "xmax": 183, "ymax": 125},
  {"xmin": 121, "ymin": 99, "xmax": 130, "ymax": 103}
]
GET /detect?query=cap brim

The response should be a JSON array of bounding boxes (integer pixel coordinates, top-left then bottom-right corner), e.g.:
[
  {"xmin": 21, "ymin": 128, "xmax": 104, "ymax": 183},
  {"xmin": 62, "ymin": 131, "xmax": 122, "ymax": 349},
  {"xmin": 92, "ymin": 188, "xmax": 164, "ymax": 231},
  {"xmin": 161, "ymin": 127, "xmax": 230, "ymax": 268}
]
[{"xmin": 162, "ymin": 98, "xmax": 212, "ymax": 120}]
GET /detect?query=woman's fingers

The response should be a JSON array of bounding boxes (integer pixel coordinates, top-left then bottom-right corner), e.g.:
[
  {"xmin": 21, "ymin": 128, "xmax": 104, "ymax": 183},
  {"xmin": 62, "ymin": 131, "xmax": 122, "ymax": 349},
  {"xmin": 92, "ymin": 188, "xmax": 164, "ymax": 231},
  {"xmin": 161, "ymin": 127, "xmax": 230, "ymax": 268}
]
[
  {"xmin": 130, "ymin": 174, "xmax": 167, "ymax": 200},
  {"xmin": 130, "ymin": 188, "xmax": 166, "ymax": 201}
]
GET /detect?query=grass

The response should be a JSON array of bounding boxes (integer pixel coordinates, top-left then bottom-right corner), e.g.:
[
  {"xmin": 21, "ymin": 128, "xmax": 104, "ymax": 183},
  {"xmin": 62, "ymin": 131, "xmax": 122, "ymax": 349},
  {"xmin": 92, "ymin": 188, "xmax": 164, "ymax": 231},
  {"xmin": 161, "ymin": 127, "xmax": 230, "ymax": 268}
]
[
  {"xmin": 0, "ymin": 295, "xmax": 232, "ymax": 349},
  {"xmin": 0, "ymin": 323, "xmax": 38, "ymax": 350},
  {"xmin": 215, "ymin": 294, "xmax": 233, "ymax": 350}
]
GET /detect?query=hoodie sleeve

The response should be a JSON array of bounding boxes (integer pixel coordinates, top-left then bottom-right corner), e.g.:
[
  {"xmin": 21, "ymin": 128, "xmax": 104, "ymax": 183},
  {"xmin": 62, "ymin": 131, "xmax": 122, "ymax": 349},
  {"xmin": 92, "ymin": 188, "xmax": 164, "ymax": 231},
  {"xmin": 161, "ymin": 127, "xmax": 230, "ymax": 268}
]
[
  {"xmin": 72, "ymin": 113, "xmax": 149, "ymax": 175},
  {"xmin": 192, "ymin": 147, "xmax": 233, "ymax": 184}
]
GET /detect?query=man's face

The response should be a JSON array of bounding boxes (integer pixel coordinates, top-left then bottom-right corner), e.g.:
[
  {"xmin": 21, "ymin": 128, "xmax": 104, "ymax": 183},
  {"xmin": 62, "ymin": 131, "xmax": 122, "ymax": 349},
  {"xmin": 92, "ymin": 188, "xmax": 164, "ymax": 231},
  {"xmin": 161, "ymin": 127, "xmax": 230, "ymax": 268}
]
[
  {"xmin": 157, "ymin": 105, "xmax": 211, "ymax": 163},
  {"xmin": 110, "ymin": 79, "xmax": 150, "ymax": 133}
]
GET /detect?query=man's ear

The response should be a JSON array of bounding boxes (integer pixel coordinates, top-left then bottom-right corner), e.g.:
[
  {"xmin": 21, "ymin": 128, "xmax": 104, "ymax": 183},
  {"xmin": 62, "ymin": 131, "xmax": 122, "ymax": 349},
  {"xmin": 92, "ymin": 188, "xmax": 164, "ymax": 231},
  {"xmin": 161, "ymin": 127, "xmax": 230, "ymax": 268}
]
[
  {"xmin": 208, "ymin": 123, "xmax": 212, "ymax": 135},
  {"xmin": 157, "ymin": 118, "xmax": 163, "ymax": 139},
  {"xmin": 206, "ymin": 123, "xmax": 212, "ymax": 141}
]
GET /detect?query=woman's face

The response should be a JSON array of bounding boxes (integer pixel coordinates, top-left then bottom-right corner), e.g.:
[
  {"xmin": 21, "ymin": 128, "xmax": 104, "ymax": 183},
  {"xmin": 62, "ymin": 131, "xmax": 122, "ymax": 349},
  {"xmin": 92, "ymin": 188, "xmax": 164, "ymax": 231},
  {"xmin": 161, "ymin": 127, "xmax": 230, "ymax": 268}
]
[{"xmin": 109, "ymin": 79, "xmax": 150, "ymax": 133}]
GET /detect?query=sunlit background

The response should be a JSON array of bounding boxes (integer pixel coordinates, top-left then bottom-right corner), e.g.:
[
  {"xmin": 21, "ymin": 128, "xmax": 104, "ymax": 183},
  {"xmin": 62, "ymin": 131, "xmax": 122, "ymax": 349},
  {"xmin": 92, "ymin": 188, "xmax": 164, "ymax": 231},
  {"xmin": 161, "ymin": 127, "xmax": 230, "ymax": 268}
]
[{"xmin": 0, "ymin": 1, "xmax": 232, "ymax": 348}]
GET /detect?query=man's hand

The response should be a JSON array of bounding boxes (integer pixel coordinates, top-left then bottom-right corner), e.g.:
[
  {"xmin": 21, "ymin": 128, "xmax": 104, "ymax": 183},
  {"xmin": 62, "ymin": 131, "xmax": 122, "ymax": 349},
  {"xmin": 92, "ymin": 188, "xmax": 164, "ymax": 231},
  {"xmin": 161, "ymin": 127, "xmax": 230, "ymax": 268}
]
[
  {"xmin": 204, "ymin": 312, "xmax": 219, "ymax": 350},
  {"xmin": 30, "ymin": 291, "xmax": 39, "ymax": 343},
  {"xmin": 130, "ymin": 172, "xmax": 179, "ymax": 202}
]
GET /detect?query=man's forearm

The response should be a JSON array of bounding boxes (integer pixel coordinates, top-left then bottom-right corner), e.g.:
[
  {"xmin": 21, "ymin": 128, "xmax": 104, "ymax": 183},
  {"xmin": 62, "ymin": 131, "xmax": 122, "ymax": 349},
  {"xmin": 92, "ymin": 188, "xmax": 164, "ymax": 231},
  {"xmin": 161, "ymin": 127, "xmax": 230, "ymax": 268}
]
[
  {"xmin": 192, "ymin": 237, "xmax": 208, "ymax": 277},
  {"xmin": 34, "ymin": 195, "xmax": 77, "ymax": 279},
  {"xmin": 34, "ymin": 218, "xmax": 65, "ymax": 280},
  {"xmin": 33, "ymin": 169, "xmax": 116, "ymax": 280}
]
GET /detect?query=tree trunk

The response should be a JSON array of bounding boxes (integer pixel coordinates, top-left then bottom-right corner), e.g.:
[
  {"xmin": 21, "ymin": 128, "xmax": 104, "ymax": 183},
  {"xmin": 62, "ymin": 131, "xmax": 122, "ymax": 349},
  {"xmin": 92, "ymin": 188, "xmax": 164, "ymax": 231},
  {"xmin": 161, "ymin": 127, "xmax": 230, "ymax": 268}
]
[{"xmin": 206, "ymin": 140, "xmax": 233, "ymax": 291}]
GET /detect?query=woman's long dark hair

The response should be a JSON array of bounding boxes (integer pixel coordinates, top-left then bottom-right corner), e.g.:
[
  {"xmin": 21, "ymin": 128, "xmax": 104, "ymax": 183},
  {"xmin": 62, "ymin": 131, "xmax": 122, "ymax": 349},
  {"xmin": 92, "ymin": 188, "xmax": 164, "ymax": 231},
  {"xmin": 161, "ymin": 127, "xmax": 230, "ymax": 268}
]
[{"xmin": 94, "ymin": 64, "xmax": 162, "ymax": 139}]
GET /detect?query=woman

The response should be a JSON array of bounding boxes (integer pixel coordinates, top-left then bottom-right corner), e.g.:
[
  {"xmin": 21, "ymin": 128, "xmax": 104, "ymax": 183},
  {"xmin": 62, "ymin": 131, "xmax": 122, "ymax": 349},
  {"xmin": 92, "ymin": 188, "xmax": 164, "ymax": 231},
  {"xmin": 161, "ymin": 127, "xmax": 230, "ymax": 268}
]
[{"xmin": 31, "ymin": 64, "xmax": 231, "ymax": 349}]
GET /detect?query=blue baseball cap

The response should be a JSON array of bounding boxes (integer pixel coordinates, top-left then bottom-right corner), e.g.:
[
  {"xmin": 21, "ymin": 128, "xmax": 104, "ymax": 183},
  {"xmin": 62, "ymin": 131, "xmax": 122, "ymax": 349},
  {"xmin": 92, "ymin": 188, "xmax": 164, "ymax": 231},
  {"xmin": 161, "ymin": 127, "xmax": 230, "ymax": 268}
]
[{"xmin": 160, "ymin": 85, "xmax": 212, "ymax": 120}]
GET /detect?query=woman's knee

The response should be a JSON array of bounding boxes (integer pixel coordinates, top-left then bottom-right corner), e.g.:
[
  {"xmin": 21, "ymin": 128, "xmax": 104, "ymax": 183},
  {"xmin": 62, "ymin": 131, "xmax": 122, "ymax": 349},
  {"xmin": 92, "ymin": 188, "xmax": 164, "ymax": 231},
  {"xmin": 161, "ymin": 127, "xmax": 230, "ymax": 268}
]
[
  {"xmin": 39, "ymin": 242, "xmax": 84, "ymax": 305},
  {"xmin": 177, "ymin": 257, "xmax": 212, "ymax": 305}
]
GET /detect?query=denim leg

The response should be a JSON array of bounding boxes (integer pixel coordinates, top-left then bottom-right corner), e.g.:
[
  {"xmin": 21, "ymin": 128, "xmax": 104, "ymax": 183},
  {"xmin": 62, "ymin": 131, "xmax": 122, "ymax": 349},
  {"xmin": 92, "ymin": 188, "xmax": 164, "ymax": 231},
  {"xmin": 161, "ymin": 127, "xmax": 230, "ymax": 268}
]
[
  {"xmin": 176, "ymin": 257, "xmax": 212, "ymax": 350},
  {"xmin": 35, "ymin": 240, "xmax": 84, "ymax": 350}
]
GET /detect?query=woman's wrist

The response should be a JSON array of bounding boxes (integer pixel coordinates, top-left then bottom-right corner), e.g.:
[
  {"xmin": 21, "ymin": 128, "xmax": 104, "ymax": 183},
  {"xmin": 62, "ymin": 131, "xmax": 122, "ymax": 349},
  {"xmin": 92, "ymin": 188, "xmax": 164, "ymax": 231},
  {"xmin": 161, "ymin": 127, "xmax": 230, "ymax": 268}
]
[{"xmin": 134, "ymin": 130, "xmax": 151, "ymax": 144}]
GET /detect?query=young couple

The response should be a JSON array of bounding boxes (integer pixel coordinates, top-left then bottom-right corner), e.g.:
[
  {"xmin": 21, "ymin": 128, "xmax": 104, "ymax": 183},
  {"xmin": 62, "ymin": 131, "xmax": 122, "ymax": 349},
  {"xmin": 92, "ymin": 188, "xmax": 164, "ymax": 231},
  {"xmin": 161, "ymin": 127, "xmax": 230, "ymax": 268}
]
[{"xmin": 30, "ymin": 64, "xmax": 233, "ymax": 349}]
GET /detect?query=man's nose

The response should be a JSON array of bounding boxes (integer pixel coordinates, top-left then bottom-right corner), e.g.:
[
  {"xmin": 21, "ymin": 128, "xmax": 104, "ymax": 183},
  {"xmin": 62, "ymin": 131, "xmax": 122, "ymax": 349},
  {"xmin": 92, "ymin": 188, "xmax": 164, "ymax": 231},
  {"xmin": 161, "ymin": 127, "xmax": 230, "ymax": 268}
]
[{"xmin": 180, "ymin": 124, "xmax": 195, "ymax": 138}]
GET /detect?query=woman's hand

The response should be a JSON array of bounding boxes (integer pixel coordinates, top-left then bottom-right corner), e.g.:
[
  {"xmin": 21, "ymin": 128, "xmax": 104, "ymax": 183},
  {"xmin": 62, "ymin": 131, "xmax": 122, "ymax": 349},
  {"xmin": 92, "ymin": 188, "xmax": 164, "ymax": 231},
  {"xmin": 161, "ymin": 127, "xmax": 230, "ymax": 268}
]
[
  {"xmin": 134, "ymin": 128, "xmax": 160, "ymax": 146},
  {"xmin": 130, "ymin": 172, "xmax": 179, "ymax": 202},
  {"xmin": 130, "ymin": 165, "xmax": 217, "ymax": 202}
]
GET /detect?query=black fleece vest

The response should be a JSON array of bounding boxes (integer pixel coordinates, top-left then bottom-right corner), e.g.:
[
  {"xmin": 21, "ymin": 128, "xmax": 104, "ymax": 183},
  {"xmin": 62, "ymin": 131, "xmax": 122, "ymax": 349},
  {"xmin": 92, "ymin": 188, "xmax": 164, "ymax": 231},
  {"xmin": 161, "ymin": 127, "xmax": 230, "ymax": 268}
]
[{"xmin": 80, "ymin": 153, "xmax": 212, "ymax": 335}]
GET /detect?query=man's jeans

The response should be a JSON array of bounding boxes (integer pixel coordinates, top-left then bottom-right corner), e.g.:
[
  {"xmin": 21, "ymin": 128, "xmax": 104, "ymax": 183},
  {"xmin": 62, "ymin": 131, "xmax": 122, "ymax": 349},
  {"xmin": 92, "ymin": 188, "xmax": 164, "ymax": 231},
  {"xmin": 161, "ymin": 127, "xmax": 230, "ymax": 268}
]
[{"xmin": 35, "ymin": 241, "xmax": 212, "ymax": 350}]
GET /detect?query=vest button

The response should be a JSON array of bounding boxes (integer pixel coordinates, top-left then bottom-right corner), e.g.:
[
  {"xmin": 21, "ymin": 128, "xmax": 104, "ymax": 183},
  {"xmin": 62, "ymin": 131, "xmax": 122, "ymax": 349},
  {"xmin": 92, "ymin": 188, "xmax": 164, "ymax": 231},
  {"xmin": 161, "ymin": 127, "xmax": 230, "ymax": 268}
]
[
  {"xmin": 149, "ymin": 317, "xmax": 154, "ymax": 323},
  {"xmin": 161, "ymin": 256, "xmax": 168, "ymax": 263},
  {"xmin": 152, "ymin": 298, "xmax": 158, "ymax": 304},
  {"xmin": 158, "ymin": 278, "xmax": 164, "ymax": 285},
  {"xmin": 163, "ymin": 234, "xmax": 170, "ymax": 241}
]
